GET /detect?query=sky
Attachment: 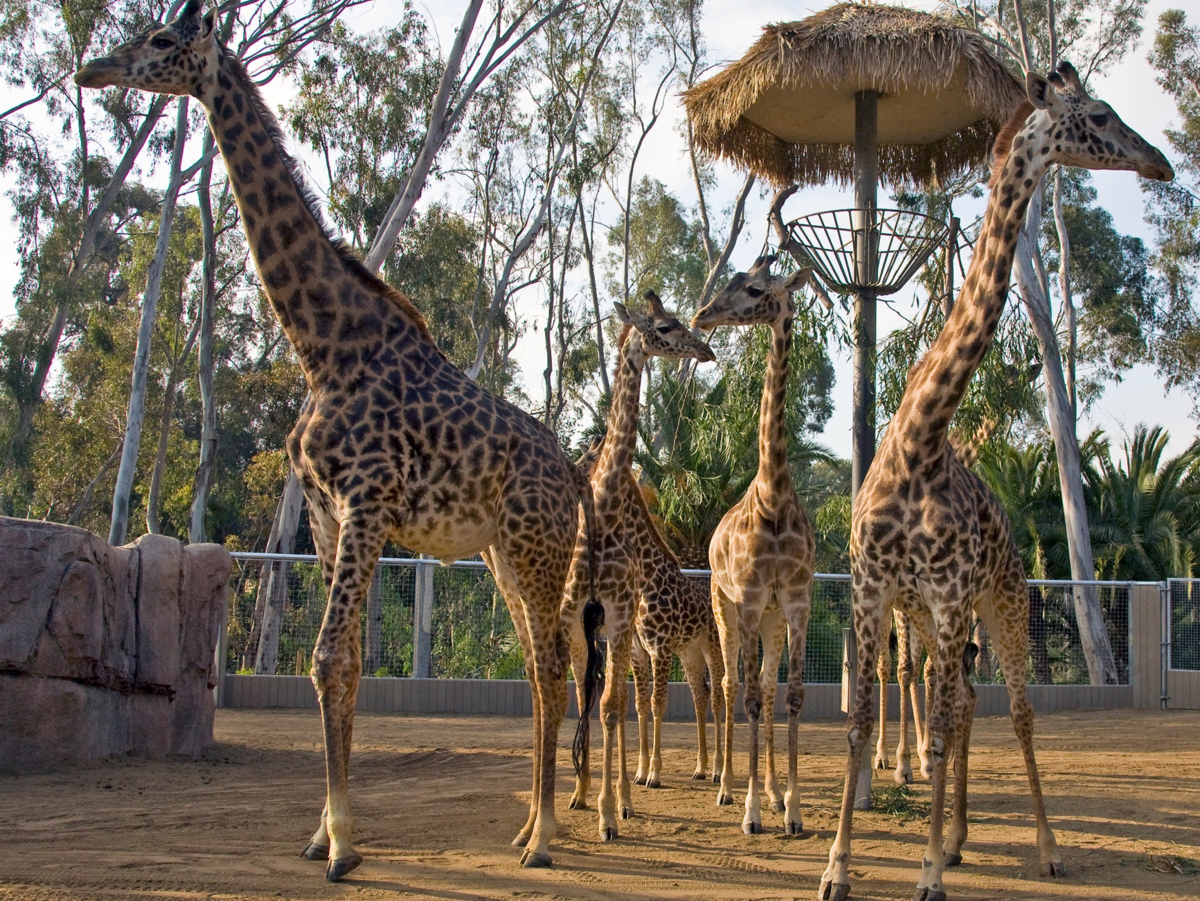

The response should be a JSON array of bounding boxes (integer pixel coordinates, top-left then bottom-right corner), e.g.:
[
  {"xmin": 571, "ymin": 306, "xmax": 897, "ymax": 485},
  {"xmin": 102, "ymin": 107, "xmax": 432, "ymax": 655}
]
[{"xmin": 0, "ymin": 0, "xmax": 1193, "ymax": 461}]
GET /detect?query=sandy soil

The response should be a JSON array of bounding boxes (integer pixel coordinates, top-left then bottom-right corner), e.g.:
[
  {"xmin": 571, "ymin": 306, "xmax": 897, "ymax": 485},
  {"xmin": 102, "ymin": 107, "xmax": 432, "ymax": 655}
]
[{"xmin": 2, "ymin": 707, "xmax": 1199, "ymax": 901}]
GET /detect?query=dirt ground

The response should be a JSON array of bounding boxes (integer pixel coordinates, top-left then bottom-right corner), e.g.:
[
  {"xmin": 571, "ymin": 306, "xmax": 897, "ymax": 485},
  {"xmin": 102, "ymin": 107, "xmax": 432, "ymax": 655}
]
[{"xmin": 2, "ymin": 708, "xmax": 1199, "ymax": 901}]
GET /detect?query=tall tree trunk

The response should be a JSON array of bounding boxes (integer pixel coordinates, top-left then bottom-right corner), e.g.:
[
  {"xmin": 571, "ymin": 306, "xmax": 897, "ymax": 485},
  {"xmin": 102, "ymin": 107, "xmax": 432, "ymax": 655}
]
[
  {"xmin": 189, "ymin": 135, "xmax": 219, "ymax": 545},
  {"xmin": 1013, "ymin": 183, "xmax": 1118, "ymax": 685},
  {"xmin": 147, "ymin": 316, "xmax": 200, "ymax": 535},
  {"xmin": 254, "ymin": 468, "xmax": 303, "ymax": 675},
  {"xmin": 1052, "ymin": 167, "xmax": 1077, "ymax": 419},
  {"xmin": 109, "ymin": 98, "xmax": 190, "ymax": 546}
]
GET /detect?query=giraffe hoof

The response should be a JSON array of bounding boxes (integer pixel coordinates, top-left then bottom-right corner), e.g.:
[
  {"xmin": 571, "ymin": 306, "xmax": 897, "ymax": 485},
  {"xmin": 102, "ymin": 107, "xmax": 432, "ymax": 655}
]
[
  {"xmin": 325, "ymin": 853, "xmax": 362, "ymax": 882},
  {"xmin": 300, "ymin": 841, "xmax": 329, "ymax": 861},
  {"xmin": 770, "ymin": 798, "xmax": 785, "ymax": 814},
  {"xmin": 818, "ymin": 879, "xmax": 850, "ymax": 901},
  {"xmin": 602, "ymin": 827, "xmax": 618, "ymax": 841},
  {"xmin": 646, "ymin": 778, "xmax": 662, "ymax": 789},
  {"xmin": 874, "ymin": 757, "xmax": 889, "ymax": 770},
  {"xmin": 786, "ymin": 821, "xmax": 803, "ymax": 836},
  {"xmin": 742, "ymin": 820, "xmax": 762, "ymax": 835},
  {"xmin": 1041, "ymin": 860, "xmax": 1066, "ymax": 878},
  {"xmin": 717, "ymin": 790, "xmax": 734, "ymax": 806},
  {"xmin": 853, "ymin": 796, "xmax": 871, "ymax": 811},
  {"xmin": 634, "ymin": 774, "xmax": 647, "ymax": 786},
  {"xmin": 944, "ymin": 852, "xmax": 963, "ymax": 867},
  {"xmin": 520, "ymin": 849, "xmax": 552, "ymax": 868},
  {"xmin": 711, "ymin": 772, "xmax": 720, "ymax": 784},
  {"xmin": 619, "ymin": 805, "xmax": 634, "ymax": 820},
  {"xmin": 913, "ymin": 889, "xmax": 946, "ymax": 901},
  {"xmin": 511, "ymin": 832, "xmax": 529, "ymax": 848},
  {"xmin": 894, "ymin": 768, "xmax": 913, "ymax": 786},
  {"xmin": 692, "ymin": 770, "xmax": 706, "ymax": 780},
  {"xmin": 568, "ymin": 796, "xmax": 587, "ymax": 811}
]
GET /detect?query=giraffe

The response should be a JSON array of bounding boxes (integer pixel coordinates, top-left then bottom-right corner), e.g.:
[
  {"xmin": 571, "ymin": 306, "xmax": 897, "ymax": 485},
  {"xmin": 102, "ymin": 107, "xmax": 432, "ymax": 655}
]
[
  {"xmin": 76, "ymin": 2, "xmax": 606, "ymax": 880},
  {"xmin": 691, "ymin": 260, "xmax": 817, "ymax": 836},
  {"xmin": 818, "ymin": 62, "xmax": 1173, "ymax": 901},
  {"xmin": 569, "ymin": 434, "xmax": 726, "ymax": 795},
  {"xmin": 562, "ymin": 292, "xmax": 715, "ymax": 840}
]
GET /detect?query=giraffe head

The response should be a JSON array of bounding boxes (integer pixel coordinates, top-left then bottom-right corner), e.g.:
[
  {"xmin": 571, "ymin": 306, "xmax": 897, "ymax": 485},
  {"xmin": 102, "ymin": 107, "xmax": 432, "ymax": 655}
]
[
  {"xmin": 614, "ymin": 291, "xmax": 716, "ymax": 364},
  {"xmin": 75, "ymin": 0, "xmax": 217, "ymax": 97},
  {"xmin": 1019, "ymin": 61, "xmax": 1173, "ymax": 182},
  {"xmin": 691, "ymin": 256, "xmax": 813, "ymax": 330}
]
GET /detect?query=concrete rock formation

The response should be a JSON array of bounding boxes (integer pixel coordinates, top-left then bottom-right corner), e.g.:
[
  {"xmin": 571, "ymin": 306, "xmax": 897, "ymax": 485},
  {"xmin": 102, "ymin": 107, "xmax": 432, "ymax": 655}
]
[{"xmin": 0, "ymin": 516, "xmax": 230, "ymax": 772}]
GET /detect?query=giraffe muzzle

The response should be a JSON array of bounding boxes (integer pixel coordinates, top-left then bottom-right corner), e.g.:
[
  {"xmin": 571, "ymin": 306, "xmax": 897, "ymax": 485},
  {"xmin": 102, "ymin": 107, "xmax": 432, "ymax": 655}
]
[{"xmin": 75, "ymin": 57, "xmax": 120, "ymax": 88}]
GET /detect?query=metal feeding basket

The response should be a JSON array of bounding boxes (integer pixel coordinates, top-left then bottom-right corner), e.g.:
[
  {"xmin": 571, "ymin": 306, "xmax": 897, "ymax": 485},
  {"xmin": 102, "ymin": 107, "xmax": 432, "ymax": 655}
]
[{"xmin": 787, "ymin": 208, "xmax": 949, "ymax": 296}]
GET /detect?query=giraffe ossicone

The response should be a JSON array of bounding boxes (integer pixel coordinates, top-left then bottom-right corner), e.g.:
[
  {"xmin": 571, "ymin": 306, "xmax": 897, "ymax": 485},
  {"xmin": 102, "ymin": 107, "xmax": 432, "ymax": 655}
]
[{"xmin": 77, "ymin": 0, "xmax": 605, "ymax": 881}]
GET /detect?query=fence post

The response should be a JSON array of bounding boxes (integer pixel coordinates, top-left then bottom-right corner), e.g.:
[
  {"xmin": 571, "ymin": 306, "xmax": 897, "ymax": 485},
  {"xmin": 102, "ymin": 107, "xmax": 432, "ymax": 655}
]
[
  {"xmin": 1128, "ymin": 583, "xmax": 1162, "ymax": 710},
  {"xmin": 1161, "ymin": 582, "xmax": 1172, "ymax": 710},
  {"xmin": 412, "ymin": 556, "xmax": 434, "ymax": 678}
]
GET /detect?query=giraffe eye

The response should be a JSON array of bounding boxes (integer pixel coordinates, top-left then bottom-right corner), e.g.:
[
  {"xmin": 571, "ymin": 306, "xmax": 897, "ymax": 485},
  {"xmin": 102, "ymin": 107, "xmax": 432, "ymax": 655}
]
[
  {"xmin": 151, "ymin": 36, "xmax": 175, "ymax": 50},
  {"xmin": 1089, "ymin": 113, "xmax": 1109, "ymax": 127},
  {"xmin": 655, "ymin": 324, "xmax": 672, "ymax": 334},
  {"xmin": 745, "ymin": 286, "xmax": 764, "ymax": 298}
]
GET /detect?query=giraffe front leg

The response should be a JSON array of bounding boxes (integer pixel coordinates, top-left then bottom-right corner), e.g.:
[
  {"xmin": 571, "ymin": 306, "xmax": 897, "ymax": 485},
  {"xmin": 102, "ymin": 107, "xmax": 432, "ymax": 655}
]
[
  {"xmin": 597, "ymin": 633, "xmax": 632, "ymax": 839},
  {"xmin": 819, "ymin": 595, "xmax": 886, "ymax": 901},
  {"xmin": 740, "ymin": 608, "xmax": 766, "ymax": 835},
  {"xmin": 714, "ymin": 592, "xmax": 739, "ymax": 803},
  {"xmin": 706, "ymin": 632, "xmax": 727, "ymax": 783},
  {"xmin": 311, "ymin": 516, "xmax": 384, "ymax": 882},
  {"xmin": 519, "ymin": 604, "xmax": 568, "ymax": 869},
  {"xmin": 680, "ymin": 642, "xmax": 710, "ymax": 780},
  {"xmin": 646, "ymin": 644, "xmax": 671, "ymax": 787},
  {"xmin": 893, "ymin": 617, "xmax": 917, "ymax": 786},
  {"xmin": 783, "ymin": 592, "xmax": 811, "ymax": 835},
  {"xmin": 874, "ymin": 626, "xmax": 892, "ymax": 771},
  {"xmin": 944, "ymin": 678, "xmax": 975, "ymax": 867},
  {"xmin": 632, "ymin": 639, "xmax": 651, "ymax": 785},
  {"xmin": 759, "ymin": 608, "xmax": 786, "ymax": 815}
]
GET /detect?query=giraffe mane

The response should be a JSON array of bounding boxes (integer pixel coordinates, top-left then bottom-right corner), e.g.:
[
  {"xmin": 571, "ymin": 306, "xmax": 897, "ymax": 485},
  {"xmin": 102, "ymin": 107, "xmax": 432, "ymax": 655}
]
[
  {"xmin": 988, "ymin": 100, "xmax": 1035, "ymax": 189},
  {"xmin": 220, "ymin": 50, "xmax": 443, "ymax": 357},
  {"xmin": 626, "ymin": 471, "xmax": 680, "ymax": 566},
  {"xmin": 616, "ymin": 322, "xmax": 633, "ymax": 348}
]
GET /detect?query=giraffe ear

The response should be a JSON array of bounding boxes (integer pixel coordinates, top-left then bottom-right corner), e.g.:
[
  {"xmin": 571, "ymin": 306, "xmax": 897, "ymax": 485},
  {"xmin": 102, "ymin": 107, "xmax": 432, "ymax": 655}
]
[
  {"xmin": 781, "ymin": 267, "xmax": 813, "ymax": 294},
  {"xmin": 643, "ymin": 289, "xmax": 667, "ymax": 319},
  {"xmin": 613, "ymin": 302, "xmax": 632, "ymax": 325},
  {"xmin": 201, "ymin": 9, "xmax": 216, "ymax": 38},
  {"xmin": 1026, "ymin": 71, "xmax": 1054, "ymax": 110}
]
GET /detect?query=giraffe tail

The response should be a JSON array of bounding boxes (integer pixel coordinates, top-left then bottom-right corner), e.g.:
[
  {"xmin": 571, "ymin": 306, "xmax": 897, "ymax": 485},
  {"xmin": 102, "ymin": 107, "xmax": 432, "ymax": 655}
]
[{"xmin": 570, "ymin": 462, "xmax": 604, "ymax": 778}]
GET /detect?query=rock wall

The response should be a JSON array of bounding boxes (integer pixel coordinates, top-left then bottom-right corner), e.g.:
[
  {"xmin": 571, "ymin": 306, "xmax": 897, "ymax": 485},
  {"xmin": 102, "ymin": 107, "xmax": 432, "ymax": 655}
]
[{"xmin": 0, "ymin": 517, "xmax": 230, "ymax": 773}]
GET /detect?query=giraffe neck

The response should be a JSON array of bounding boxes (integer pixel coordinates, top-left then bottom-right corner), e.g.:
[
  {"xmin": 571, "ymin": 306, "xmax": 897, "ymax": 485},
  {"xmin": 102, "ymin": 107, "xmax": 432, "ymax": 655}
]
[
  {"xmin": 754, "ymin": 311, "xmax": 794, "ymax": 503},
  {"xmin": 597, "ymin": 334, "xmax": 647, "ymax": 499},
  {"xmin": 889, "ymin": 112, "xmax": 1048, "ymax": 459},
  {"xmin": 196, "ymin": 49, "xmax": 423, "ymax": 388}
]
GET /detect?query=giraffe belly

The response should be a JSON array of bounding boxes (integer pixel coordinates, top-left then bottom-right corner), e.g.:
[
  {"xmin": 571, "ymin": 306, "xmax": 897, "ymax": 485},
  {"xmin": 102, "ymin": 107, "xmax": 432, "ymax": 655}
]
[{"xmin": 390, "ymin": 518, "xmax": 498, "ymax": 564}]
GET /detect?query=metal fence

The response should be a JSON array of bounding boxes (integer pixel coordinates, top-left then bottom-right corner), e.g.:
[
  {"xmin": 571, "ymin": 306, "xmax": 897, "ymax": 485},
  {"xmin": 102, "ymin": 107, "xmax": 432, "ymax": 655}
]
[
  {"xmin": 227, "ymin": 554, "xmax": 1131, "ymax": 686},
  {"xmin": 1167, "ymin": 579, "xmax": 1200, "ymax": 671}
]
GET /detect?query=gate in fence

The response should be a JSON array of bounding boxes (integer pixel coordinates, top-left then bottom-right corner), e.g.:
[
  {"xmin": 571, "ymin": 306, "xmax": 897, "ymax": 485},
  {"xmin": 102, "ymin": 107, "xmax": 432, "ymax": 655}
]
[{"xmin": 1165, "ymin": 580, "xmax": 1200, "ymax": 709}]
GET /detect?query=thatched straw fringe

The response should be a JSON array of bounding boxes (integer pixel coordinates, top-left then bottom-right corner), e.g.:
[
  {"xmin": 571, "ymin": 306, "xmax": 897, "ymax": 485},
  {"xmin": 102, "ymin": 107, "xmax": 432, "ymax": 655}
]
[
  {"xmin": 684, "ymin": 3, "xmax": 1025, "ymax": 188},
  {"xmin": 716, "ymin": 115, "xmax": 1001, "ymax": 189}
]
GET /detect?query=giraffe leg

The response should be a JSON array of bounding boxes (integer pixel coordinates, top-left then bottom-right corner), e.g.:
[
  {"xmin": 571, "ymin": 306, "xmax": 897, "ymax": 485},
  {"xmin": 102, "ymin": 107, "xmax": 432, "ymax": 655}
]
[
  {"xmin": 919, "ymin": 653, "xmax": 936, "ymax": 779},
  {"xmin": 980, "ymin": 599, "xmax": 1065, "ymax": 877},
  {"xmin": 894, "ymin": 613, "xmax": 916, "ymax": 785},
  {"xmin": 874, "ymin": 621, "xmax": 892, "ymax": 772},
  {"xmin": 520, "ymin": 602, "xmax": 568, "ymax": 870},
  {"xmin": 782, "ymin": 583, "xmax": 812, "ymax": 836},
  {"xmin": 632, "ymin": 638, "xmax": 652, "ymax": 785},
  {"xmin": 819, "ymin": 593, "xmax": 888, "ymax": 901},
  {"xmin": 311, "ymin": 515, "xmax": 385, "ymax": 882},
  {"xmin": 647, "ymin": 643, "xmax": 672, "ymax": 788},
  {"xmin": 567, "ymin": 612, "xmax": 591, "ymax": 810},
  {"xmin": 680, "ymin": 640, "xmax": 711, "ymax": 780},
  {"xmin": 704, "ymin": 626, "xmax": 727, "ymax": 783},
  {"xmin": 913, "ymin": 616, "xmax": 967, "ymax": 901},
  {"xmin": 944, "ymin": 673, "xmax": 975, "ymax": 867},
  {"xmin": 597, "ymin": 625, "xmax": 634, "ymax": 840},
  {"xmin": 740, "ymin": 603, "xmax": 767, "ymax": 835},
  {"xmin": 714, "ymin": 588, "xmax": 740, "ymax": 804},
  {"xmin": 759, "ymin": 607, "xmax": 787, "ymax": 816}
]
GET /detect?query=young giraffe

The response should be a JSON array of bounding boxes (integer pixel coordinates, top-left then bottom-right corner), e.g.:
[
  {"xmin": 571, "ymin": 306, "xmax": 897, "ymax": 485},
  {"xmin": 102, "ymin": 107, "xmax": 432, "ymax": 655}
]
[
  {"xmin": 569, "ymin": 434, "xmax": 726, "ymax": 795},
  {"xmin": 819, "ymin": 62, "xmax": 1173, "ymax": 901},
  {"xmin": 76, "ymin": 2, "xmax": 605, "ymax": 879},
  {"xmin": 692, "ymin": 260, "xmax": 817, "ymax": 836},
  {"xmin": 564, "ymin": 293, "xmax": 715, "ymax": 840}
]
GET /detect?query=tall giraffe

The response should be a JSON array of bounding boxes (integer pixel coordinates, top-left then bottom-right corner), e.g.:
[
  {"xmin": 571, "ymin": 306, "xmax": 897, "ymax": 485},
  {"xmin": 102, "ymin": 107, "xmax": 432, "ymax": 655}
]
[
  {"xmin": 569, "ymin": 435, "xmax": 726, "ymax": 797},
  {"xmin": 691, "ymin": 260, "xmax": 817, "ymax": 836},
  {"xmin": 76, "ymin": 2, "xmax": 604, "ymax": 880},
  {"xmin": 819, "ymin": 63, "xmax": 1173, "ymax": 901},
  {"xmin": 564, "ymin": 293, "xmax": 715, "ymax": 841}
]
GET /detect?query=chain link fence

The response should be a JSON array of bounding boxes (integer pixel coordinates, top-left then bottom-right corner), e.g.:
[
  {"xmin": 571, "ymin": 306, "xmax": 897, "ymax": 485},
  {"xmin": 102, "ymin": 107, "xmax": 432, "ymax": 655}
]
[
  {"xmin": 227, "ymin": 555, "xmax": 1130, "ymax": 686},
  {"xmin": 1167, "ymin": 579, "xmax": 1200, "ymax": 671}
]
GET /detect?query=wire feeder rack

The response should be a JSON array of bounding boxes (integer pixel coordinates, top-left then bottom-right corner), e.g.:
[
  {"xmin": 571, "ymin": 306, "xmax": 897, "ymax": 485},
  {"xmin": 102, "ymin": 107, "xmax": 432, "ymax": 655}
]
[{"xmin": 787, "ymin": 208, "xmax": 949, "ymax": 297}]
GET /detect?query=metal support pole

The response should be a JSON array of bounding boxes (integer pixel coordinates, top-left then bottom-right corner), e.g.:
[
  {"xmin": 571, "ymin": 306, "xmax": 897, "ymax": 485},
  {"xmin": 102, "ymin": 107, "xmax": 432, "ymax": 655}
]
[
  {"xmin": 412, "ymin": 556, "xmax": 434, "ymax": 678},
  {"xmin": 851, "ymin": 90, "xmax": 879, "ymax": 499}
]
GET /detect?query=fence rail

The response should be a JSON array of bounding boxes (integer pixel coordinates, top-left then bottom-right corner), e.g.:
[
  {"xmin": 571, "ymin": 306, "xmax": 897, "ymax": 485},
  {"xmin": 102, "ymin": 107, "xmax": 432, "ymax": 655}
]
[{"xmin": 227, "ymin": 554, "xmax": 1136, "ymax": 687}]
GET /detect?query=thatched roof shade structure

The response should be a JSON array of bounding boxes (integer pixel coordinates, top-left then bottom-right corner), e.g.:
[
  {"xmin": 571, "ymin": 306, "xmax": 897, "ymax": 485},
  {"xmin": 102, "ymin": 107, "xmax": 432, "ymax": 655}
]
[{"xmin": 683, "ymin": 3, "xmax": 1026, "ymax": 188}]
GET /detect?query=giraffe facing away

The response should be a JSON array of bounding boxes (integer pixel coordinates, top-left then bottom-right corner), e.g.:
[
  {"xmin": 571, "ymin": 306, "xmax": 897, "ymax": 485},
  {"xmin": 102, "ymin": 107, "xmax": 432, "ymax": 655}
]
[
  {"xmin": 76, "ymin": 1, "xmax": 605, "ymax": 880},
  {"xmin": 819, "ymin": 62, "xmax": 1173, "ymax": 901},
  {"xmin": 691, "ymin": 260, "xmax": 817, "ymax": 836},
  {"xmin": 570, "ymin": 434, "xmax": 726, "ymax": 796},
  {"xmin": 561, "ymin": 293, "xmax": 715, "ymax": 840}
]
